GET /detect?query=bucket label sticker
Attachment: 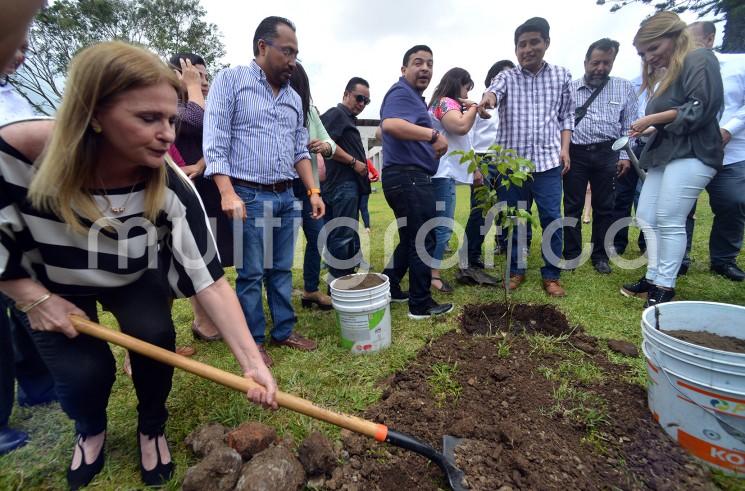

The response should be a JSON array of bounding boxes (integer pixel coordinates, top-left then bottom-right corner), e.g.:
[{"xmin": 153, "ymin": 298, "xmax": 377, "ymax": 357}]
[
  {"xmin": 369, "ymin": 308, "xmax": 386, "ymax": 330},
  {"xmin": 678, "ymin": 429, "xmax": 745, "ymax": 473},
  {"xmin": 677, "ymin": 380, "xmax": 745, "ymax": 418}
]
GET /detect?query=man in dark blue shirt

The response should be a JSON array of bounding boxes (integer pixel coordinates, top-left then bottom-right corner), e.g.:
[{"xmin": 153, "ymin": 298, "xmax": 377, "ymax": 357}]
[{"xmin": 380, "ymin": 45, "xmax": 453, "ymax": 319}]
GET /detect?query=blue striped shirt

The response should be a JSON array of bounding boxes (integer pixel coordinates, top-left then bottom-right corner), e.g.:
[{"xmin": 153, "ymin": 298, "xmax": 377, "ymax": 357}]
[
  {"xmin": 571, "ymin": 76, "xmax": 638, "ymax": 160},
  {"xmin": 487, "ymin": 62, "xmax": 575, "ymax": 173},
  {"xmin": 203, "ymin": 61, "xmax": 311, "ymax": 184}
]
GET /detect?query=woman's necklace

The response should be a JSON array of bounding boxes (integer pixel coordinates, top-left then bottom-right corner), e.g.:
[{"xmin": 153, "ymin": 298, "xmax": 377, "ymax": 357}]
[{"xmin": 99, "ymin": 178, "xmax": 139, "ymax": 214}]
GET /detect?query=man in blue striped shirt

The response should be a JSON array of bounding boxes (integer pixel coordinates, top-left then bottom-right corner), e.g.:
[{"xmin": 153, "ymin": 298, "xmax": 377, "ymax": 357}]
[
  {"xmin": 204, "ymin": 16, "xmax": 324, "ymax": 365},
  {"xmin": 479, "ymin": 17, "xmax": 574, "ymax": 297},
  {"xmin": 564, "ymin": 38, "xmax": 637, "ymax": 275}
]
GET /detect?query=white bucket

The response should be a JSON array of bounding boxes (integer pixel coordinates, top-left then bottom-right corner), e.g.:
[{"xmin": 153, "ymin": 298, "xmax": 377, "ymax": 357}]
[
  {"xmin": 642, "ymin": 301, "xmax": 745, "ymax": 475},
  {"xmin": 329, "ymin": 273, "xmax": 391, "ymax": 354}
]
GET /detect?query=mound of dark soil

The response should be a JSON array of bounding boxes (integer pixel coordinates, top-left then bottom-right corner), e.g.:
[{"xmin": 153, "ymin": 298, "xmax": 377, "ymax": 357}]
[
  {"xmin": 333, "ymin": 303, "xmax": 715, "ymax": 491},
  {"xmin": 461, "ymin": 302, "xmax": 572, "ymax": 337},
  {"xmin": 666, "ymin": 329, "xmax": 745, "ymax": 355}
]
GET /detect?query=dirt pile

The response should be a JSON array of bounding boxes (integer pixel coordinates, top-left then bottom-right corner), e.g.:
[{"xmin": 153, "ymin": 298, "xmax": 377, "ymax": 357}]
[
  {"xmin": 666, "ymin": 329, "xmax": 745, "ymax": 354},
  {"xmin": 331, "ymin": 302, "xmax": 715, "ymax": 490}
]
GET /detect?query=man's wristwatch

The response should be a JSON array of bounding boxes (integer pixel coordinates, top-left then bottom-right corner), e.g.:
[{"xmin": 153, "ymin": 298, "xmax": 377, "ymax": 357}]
[
  {"xmin": 430, "ymin": 129, "xmax": 440, "ymax": 144},
  {"xmin": 349, "ymin": 157, "xmax": 357, "ymax": 168}
]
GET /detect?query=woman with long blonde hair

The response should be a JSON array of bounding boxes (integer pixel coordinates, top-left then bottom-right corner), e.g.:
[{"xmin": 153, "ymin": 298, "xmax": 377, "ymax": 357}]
[
  {"xmin": 0, "ymin": 41, "xmax": 277, "ymax": 489},
  {"xmin": 620, "ymin": 11, "xmax": 723, "ymax": 306}
]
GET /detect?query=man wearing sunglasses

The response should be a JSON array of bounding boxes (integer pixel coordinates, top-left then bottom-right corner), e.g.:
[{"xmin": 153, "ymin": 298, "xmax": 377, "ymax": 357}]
[{"xmin": 320, "ymin": 78, "xmax": 372, "ymax": 282}]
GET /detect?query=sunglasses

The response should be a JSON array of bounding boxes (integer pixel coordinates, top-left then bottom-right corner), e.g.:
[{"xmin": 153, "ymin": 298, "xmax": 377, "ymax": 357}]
[{"xmin": 353, "ymin": 94, "xmax": 371, "ymax": 105}]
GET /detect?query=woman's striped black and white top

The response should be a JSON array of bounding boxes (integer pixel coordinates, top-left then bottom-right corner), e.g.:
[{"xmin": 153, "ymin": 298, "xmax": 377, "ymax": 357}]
[{"xmin": 0, "ymin": 136, "xmax": 224, "ymax": 298}]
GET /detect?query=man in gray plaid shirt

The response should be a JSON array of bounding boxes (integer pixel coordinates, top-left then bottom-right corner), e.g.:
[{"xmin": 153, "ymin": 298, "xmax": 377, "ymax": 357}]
[
  {"xmin": 479, "ymin": 17, "xmax": 574, "ymax": 297},
  {"xmin": 563, "ymin": 38, "xmax": 638, "ymax": 275}
]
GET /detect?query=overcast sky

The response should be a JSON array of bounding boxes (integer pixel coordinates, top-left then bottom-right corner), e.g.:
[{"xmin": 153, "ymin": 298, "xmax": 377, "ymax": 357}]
[{"xmin": 201, "ymin": 0, "xmax": 722, "ymax": 119}]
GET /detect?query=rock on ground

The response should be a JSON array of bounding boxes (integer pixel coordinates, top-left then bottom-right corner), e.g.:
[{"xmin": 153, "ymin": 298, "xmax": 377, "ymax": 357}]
[
  {"xmin": 228, "ymin": 422, "xmax": 278, "ymax": 460},
  {"xmin": 607, "ymin": 339, "xmax": 639, "ymax": 357},
  {"xmin": 234, "ymin": 444, "xmax": 306, "ymax": 491},
  {"xmin": 182, "ymin": 446, "xmax": 243, "ymax": 491},
  {"xmin": 298, "ymin": 431, "xmax": 337, "ymax": 476},
  {"xmin": 185, "ymin": 423, "xmax": 229, "ymax": 458}
]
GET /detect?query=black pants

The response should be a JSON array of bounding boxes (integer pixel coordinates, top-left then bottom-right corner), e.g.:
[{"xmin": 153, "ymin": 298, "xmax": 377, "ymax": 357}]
[
  {"xmin": 563, "ymin": 144, "xmax": 618, "ymax": 262},
  {"xmin": 612, "ymin": 142, "xmax": 648, "ymax": 254},
  {"xmin": 26, "ymin": 271, "xmax": 175, "ymax": 436},
  {"xmin": 707, "ymin": 160, "xmax": 745, "ymax": 266},
  {"xmin": 381, "ymin": 166, "xmax": 436, "ymax": 311}
]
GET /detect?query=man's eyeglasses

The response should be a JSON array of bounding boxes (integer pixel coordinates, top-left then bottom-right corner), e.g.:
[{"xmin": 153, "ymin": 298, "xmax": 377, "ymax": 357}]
[
  {"xmin": 353, "ymin": 94, "xmax": 371, "ymax": 105},
  {"xmin": 263, "ymin": 40, "xmax": 300, "ymax": 61}
]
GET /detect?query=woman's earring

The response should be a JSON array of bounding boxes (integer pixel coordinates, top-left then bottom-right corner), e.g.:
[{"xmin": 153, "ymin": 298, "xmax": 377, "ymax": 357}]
[{"xmin": 91, "ymin": 124, "xmax": 102, "ymax": 134}]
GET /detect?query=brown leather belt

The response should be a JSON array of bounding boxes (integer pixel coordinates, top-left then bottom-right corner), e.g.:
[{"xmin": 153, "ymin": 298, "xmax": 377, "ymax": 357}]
[{"xmin": 232, "ymin": 178, "xmax": 293, "ymax": 192}]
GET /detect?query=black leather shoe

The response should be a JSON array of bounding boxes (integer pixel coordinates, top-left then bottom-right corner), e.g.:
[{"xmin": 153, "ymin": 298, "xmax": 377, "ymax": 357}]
[
  {"xmin": 621, "ymin": 276, "xmax": 654, "ymax": 299},
  {"xmin": 0, "ymin": 426, "xmax": 28, "ymax": 455},
  {"xmin": 408, "ymin": 301, "xmax": 454, "ymax": 320},
  {"xmin": 645, "ymin": 286, "xmax": 675, "ymax": 308},
  {"xmin": 139, "ymin": 432, "xmax": 174, "ymax": 487},
  {"xmin": 67, "ymin": 433, "xmax": 106, "ymax": 490},
  {"xmin": 593, "ymin": 260, "xmax": 612, "ymax": 274},
  {"xmin": 711, "ymin": 263, "xmax": 745, "ymax": 282}
]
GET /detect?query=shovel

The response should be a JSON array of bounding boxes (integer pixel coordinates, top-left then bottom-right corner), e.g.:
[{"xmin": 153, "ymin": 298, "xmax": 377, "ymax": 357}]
[{"xmin": 70, "ymin": 316, "xmax": 467, "ymax": 491}]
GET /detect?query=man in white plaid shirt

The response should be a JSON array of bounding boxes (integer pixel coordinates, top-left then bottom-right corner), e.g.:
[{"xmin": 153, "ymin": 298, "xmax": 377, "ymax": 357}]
[{"xmin": 479, "ymin": 17, "xmax": 574, "ymax": 297}]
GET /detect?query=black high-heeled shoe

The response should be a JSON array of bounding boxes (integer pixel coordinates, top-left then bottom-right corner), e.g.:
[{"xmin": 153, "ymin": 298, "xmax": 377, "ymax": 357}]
[
  {"xmin": 138, "ymin": 432, "xmax": 174, "ymax": 487},
  {"xmin": 67, "ymin": 433, "xmax": 105, "ymax": 490}
]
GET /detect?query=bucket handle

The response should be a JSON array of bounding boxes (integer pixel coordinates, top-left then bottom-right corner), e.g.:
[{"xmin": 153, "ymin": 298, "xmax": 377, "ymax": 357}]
[{"xmin": 647, "ymin": 346, "xmax": 745, "ymax": 445}]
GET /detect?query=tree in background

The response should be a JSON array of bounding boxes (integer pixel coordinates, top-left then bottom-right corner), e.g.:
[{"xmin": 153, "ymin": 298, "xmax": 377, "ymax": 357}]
[
  {"xmin": 597, "ymin": 0, "xmax": 744, "ymax": 53},
  {"xmin": 10, "ymin": 0, "xmax": 225, "ymax": 114}
]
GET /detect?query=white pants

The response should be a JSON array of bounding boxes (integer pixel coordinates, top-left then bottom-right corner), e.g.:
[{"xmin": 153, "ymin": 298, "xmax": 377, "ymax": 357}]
[{"xmin": 636, "ymin": 158, "xmax": 717, "ymax": 288}]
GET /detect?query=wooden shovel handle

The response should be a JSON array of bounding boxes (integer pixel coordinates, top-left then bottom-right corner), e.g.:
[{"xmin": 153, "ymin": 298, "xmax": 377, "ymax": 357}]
[{"xmin": 70, "ymin": 315, "xmax": 388, "ymax": 442}]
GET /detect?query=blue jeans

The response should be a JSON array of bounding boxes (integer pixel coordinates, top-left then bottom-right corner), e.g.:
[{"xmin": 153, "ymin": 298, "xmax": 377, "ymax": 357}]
[
  {"xmin": 234, "ymin": 185, "xmax": 301, "ymax": 345},
  {"xmin": 462, "ymin": 164, "xmax": 506, "ymax": 267},
  {"xmin": 1, "ymin": 295, "xmax": 55, "ymax": 428},
  {"xmin": 293, "ymin": 179, "xmax": 323, "ymax": 292},
  {"xmin": 637, "ymin": 158, "xmax": 716, "ymax": 288},
  {"xmin": 497, "ymin": 165, "xmax": 563, "ymax": 280},
  {"xmin": 323, "ymin": 180, "xmax": 361, "ymax": 281},
  {"xmin": 358, "ymin": 194, "xmax": 371, "ymax": 229},
  {"xmin": 432, "ymin": 177, "xmax": 456, "ymax": 268}
]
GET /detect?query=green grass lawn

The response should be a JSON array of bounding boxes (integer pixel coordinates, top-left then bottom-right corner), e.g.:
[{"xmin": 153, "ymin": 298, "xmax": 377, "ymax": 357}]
[{"xmin": 2, "ymin": 183, "xmax": 744, "ymax": 490}]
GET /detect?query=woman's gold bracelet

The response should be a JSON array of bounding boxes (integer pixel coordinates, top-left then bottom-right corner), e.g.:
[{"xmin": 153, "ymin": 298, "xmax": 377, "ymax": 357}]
[{"xmin": 18, "ymin": 293, "xmax": 52, "ymax": 313}]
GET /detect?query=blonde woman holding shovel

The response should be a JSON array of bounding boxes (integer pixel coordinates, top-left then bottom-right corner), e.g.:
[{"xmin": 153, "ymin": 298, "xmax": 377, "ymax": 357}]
[{"xmin": 0, "ymin": 42, "xmax": 276, "ymax": 489}]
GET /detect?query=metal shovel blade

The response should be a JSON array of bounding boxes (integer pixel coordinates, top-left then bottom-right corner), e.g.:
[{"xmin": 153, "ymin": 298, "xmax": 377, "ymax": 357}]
[
  {"xmin": 442, "ymin": 435, "xmax": 467, "ymax": 491},
  {"xmin": 385, "ymin": 430, "xmax": 467, "ymax": 491}
]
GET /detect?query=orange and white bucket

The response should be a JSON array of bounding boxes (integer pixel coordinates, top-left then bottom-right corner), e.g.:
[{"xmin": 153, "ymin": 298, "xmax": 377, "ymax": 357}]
[{"xmin": 642, "ymin": 301, "xmax": 745, "ymax": 475}]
